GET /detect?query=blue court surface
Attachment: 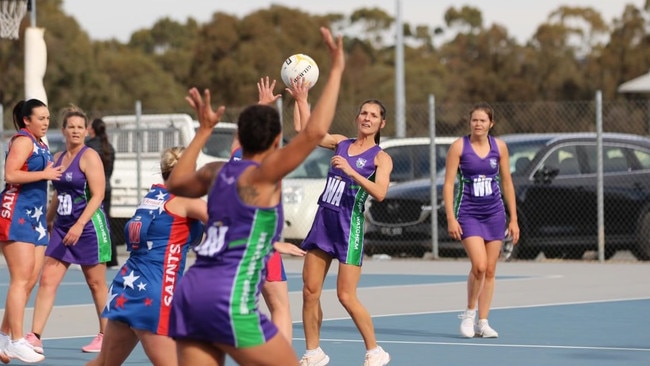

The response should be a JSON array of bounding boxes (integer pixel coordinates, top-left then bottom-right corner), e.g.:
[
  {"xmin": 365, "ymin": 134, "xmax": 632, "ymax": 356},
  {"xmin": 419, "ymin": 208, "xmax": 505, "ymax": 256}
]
[{"xmin": 0, "ymin": 256, "xmax": 648, "ymax": 365}]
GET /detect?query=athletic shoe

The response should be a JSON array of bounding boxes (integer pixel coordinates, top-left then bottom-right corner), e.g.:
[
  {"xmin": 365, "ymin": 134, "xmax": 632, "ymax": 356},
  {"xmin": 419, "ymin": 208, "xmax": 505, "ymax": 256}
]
[
  {"xmin": 25, "ymin": 333, "xmax": 43, "ymax": 354},
  {"xmin": 475, "ymin": 320, "xmax": 499, "ymax": 338},
  {"xmin": 300, "ymin": 347, "xmax": 330, "ymax": 366},
  {"xmin": 0, "ymin": 333, "xmax": 10, "ymax": 364},
  {"xmin": 363, "ymin": 346, "xmax": 390, "ymax": 366},
  {"xmin": 81, "ymin": 333, "xmax": 103, "ymax": 353},
  {"xmin": 5, "ymin": 338, "xmax": 45, "ymax": 363},
  {"xmin": 458, "ymin": 309, "xmax": 477, "ymax": 338}
]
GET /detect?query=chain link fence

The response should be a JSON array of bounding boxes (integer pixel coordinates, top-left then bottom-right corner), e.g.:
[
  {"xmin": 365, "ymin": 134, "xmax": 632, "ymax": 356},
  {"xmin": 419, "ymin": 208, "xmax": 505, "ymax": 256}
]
[{"xmin": 2, "ymin": 97, "xmax": 650, "ymax": 262}]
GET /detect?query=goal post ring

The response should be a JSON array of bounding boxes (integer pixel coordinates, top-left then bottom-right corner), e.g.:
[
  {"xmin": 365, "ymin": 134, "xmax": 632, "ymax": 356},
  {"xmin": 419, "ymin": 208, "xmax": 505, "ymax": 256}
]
[{"xmin": 0, "ymin": 0, "xmax": 29, "ymax": 40}]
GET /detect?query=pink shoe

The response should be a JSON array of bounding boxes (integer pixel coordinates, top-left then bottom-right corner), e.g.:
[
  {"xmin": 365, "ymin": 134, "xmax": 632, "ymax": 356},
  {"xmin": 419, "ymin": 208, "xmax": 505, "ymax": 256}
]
[
  {"xmin": 25, "ymin": 332, "xmax": 43, "ymax": 354},
  {"xmin": 81, "ymin": 333, "xmax": 103, "ymax": 353}
]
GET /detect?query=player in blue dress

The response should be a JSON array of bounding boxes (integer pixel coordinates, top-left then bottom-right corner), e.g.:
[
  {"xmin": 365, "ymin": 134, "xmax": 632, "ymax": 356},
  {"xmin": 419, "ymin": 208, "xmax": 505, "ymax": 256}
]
[
  {"xmin": 290, "ymin": 81, "xmax": 393, "ymax": 366},
  {"xmin": 86, "ymin": 146, "xmax": 206, "ymax": 366},
  {"xmin": 0, "ymin": 99, "xmax": 62, "ymax": 364},
  {"xmin": 443, "ymin": 102, "xmax": 519, "ymax": 338},
  {"xmin": 27, "ymin": 105, "xmax": 111, "ymax": 356},
  {"xmin": 165, "ymin": 26, "xmax": 344, "ymax": 366}
]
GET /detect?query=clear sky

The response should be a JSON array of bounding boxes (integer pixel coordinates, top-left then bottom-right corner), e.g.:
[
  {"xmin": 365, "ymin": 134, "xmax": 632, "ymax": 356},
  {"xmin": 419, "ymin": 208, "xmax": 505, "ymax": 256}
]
[{"xmin": 59, "ymin": 0, "xmax": 643, "ymax": 43}]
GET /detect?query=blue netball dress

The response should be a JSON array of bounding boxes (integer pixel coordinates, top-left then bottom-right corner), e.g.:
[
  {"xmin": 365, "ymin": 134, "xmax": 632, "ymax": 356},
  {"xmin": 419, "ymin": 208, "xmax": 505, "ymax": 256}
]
[
  {"xmin": 169, "ymin": 159, "xmax": 283, "ymax": 348},
  {"xmin": 0, "ymin": 129, "xmax": 53, "ymax": 245},
  {"xmin": 102, "ymin": 184, "xmax": 203, "ymax": 335},
  {"xmin": 301, "ymin": 139, "xmax": 381, "ymax": 265},
  {"xmin": 454, "ymin": 135, "xmax": 506, "ymax": 240},
  {"xmin": 46, "ymin": 146, "xmax": 112, "ymax": 264}
]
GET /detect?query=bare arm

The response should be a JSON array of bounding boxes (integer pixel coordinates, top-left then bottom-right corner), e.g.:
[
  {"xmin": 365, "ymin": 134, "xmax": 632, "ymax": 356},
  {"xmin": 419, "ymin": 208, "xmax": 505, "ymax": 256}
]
[
  {"xmin": 497, "ymin": 139, "xmax": 520, "ymax": 244},
  {"xmin": 252, "ymin": 27, "xmax": 345, "ymax": 184},
  {"xmin": 331, "ymin": 150, "xmax": 393, "ymax": 201},
  {"xmin": 4, "ymin": 137, "xmax": 63, "ymax": 184},
  {"xmin": 167, "ymin": 196, "xmax": 209, "ymax": 224},
  {"xmin": 443, "ymin": 139, "xmax": 463, "ymax": 240},
  {"xmin": 167, "ymin": 88, "xmax": 226, "ymax": 198},
  {"xmin": 288, "ymin": 77, "xmax": 342, "ymax": 150}
]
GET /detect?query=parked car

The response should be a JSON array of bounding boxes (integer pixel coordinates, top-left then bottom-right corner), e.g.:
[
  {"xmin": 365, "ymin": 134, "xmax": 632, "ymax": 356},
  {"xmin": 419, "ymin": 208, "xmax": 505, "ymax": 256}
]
[
  {"xmin": 281, "ymin": 137, "xmax": 455, "ymax": 243},
  {"xmin": 365, "ymin": 133, "xmax": 650, "ymax": 260}
]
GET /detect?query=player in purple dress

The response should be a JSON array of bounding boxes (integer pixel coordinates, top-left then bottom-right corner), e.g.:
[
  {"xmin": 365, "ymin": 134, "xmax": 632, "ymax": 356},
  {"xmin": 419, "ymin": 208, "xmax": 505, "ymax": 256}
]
[
  {"xmin": 86, "ymin": 146, "xmax": 207, "ymax": 366},
  {"xmin": 443, "ymin": 102, "xmax": 519, "ymax": 339},
  {"xmin": 289, "ymin": 82, "xmax": 393, "ymax": 365},
  {"xmin": 0, "ymin": 99, "xmax": 62, "ymax": 364},
  {"xmin": 165, "ymin": 26, "xmax": 344, "ymax": 366},
  {"xmin": 27, "ymin": 105, "xmax": 111, "ymax": 356}
]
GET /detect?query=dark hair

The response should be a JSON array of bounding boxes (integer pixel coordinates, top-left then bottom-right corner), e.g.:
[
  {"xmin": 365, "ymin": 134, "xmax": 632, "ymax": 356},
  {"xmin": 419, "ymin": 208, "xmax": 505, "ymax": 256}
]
[
  {"xmin": 12, "ymin": 99, "xmax": 47, "ymax": 131},
  {"xmin": 237, "ymin": 104, "xmax": 281, "ymax": 154},
  {"xmin": 468, "ymin": 102, "xmax": 494, "ymax": 122},
  {"xmin": 357, "ymin": 99, "xmax": 387, "ymax": 144},
  {"xmin": 91, "ymin": 118, "xmax": 114, "ymax": 172}
]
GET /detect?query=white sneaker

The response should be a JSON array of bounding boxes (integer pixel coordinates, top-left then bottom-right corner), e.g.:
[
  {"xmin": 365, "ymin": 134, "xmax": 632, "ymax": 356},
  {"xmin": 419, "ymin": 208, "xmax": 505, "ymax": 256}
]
[
  {"xmin": 0, "ymin": 333, "xmax": 10, "ymax": 364},
  {"xmin": 5, "ymin": 338, "xmax": 45, "ymax": 363},
  {"xmin": 300, "ymin": 347, "xmax": 330, "ymax": 366},
  {"xmin": 475, "ymin": 319, "xmax": 499, "ymax": 338},
  {"xmin": 458, "ymin": 309, "xmax": 477, "ymax": 338},
  {"xmin": 363, "ymin": 346, "xmax": 390, "ymax": 366}
]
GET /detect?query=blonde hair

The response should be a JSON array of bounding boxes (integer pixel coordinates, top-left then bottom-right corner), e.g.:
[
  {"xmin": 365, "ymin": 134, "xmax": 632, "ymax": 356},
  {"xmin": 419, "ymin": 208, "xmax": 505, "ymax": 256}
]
[
  {"xmin": 160, "ymin": 146, "xmax": 185, "ymax": 180},
  {"xmin": 59, "ymin": 104, "xmax": 88, "ymax": 128}
]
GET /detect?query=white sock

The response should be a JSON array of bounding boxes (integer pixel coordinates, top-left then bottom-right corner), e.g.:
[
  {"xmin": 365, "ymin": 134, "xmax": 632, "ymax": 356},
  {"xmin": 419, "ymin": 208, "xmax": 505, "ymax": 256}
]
[
  {"xmin": 366, "ymin": 347, "xmax": 381, "ymax": 355},
  {"xmin": 305, "ymin": 347, "xmax": 322, "ymax": 356}
]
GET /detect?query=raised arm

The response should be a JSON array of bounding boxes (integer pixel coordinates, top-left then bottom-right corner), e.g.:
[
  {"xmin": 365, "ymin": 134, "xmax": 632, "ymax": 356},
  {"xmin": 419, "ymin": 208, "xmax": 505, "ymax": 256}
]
[
  {"xmin": 255, "ymin": 27, "xmax": 346, "ymax": 184},
  {"xmin": 287, "ymin": 70, "xmax": 344, "ymax": 150},
  {"xmin": 257, "ymin": 76, "xmax": 282, "ymax": 106},
  {"xmin": 167, "ymin": 88, "xmax": 226, "ymax": 198}
]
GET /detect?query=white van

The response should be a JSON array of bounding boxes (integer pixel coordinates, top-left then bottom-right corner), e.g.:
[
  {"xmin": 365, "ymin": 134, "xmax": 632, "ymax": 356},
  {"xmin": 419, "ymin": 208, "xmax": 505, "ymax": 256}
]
[{"xmin": 102, "ymin": 113, "xmax": 237, "ymax": 243}]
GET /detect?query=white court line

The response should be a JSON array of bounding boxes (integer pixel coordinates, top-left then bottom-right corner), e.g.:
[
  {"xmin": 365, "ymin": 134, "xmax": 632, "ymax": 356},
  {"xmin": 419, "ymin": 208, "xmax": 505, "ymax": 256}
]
[
  {"xmin": 298, "ymin": 296, "xmax": 650, "ymax": 322},
  {"xmin": 285, "ymin": 273, "xmax": 564, "ymax": 293},
  {"xmin": 294, "ymin": 337, "xmax": 650, "ymax": 352}
]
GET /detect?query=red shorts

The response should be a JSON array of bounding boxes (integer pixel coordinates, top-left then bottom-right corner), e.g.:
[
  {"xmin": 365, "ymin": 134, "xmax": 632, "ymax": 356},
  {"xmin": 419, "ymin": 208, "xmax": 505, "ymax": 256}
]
[{"xmin": 266, "ymin": 251, "xmax": 286, "ymax": 282}]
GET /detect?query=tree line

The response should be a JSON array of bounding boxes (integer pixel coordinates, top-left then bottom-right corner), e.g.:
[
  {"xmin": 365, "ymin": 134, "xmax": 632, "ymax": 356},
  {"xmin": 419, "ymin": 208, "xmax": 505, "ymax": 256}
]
[{"xmin": 1, "ymin": 0, "xmax": 650, "ymax": 135}]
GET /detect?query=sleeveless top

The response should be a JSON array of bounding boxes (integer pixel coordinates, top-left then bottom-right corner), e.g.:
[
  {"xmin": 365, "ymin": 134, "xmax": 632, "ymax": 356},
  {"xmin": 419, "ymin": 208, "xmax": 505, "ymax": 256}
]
[
  {"xmin": 318, "ymin": 139, "xmax": 381, "ymax": 213},
  {"xmin": 124, "ymin": 183, "xmax": 203, "ymax": 261},
  {"xmin": 454, "ymin": 135, "xmax": 504, "ymax": 217},
  {"xmin": 52, "ymin": 146, "xmax": 101, "ymax": 228},
  {"xmin": 194, "ymin": 159, "xmax": 283, "ymax": 261},
  {"xmin": 0, "ymin": 129, "xmax": 53, "ymax": 243}
]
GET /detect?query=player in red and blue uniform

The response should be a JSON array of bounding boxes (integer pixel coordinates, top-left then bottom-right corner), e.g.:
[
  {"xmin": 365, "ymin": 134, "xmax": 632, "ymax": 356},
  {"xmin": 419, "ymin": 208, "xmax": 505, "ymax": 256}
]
[
  {"xmin": 86, "ymin": 147, "xmax": 206, "ymax": 366},
  {"xmin": 0, "ymin": 99, "xmax": 61, "ymax": 364}
]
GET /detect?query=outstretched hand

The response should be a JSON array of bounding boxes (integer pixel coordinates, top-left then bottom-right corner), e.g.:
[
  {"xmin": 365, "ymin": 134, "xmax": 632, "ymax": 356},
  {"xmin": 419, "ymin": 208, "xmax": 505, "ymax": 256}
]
[
  {"xmin": 320, "ymin": 27, "xmax": 344, "ymax": 71},
  {"xmin": 257, "ymin": 76, "xmax": 282, "ymax": 105},
  {"xmin": 286, "ymin": 77, "xmax": 310, "ymax": 103},
  {"xmin": 185, "ymin": 87, "xmax": 225, "ymax": 131}
]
